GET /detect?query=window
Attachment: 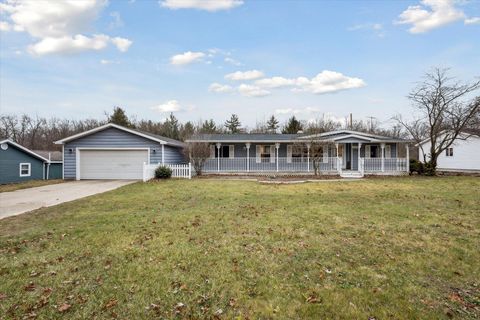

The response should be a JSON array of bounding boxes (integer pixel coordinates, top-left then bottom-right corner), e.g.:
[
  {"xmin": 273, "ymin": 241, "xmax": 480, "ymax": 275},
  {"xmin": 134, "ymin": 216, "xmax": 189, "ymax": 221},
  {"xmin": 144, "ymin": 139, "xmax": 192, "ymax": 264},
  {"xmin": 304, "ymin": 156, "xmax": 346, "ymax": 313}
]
[
  {"xmin": 370, "ymin": 145, "xmax": 378, "ymax": 158},
  {"xmin": 214, "ymin": 145, "xmax": 234, "ymax": 158},
  {"xmin": 19, "ymin": 163, "xmax": 31, "ymax": 177},
  {"xmin": 446, "ymin": 148, "xmax": 453, "ymax": 157},
  {"xmin": 256, "ymin": 145, "xmax": 275, "ymax": 163}
]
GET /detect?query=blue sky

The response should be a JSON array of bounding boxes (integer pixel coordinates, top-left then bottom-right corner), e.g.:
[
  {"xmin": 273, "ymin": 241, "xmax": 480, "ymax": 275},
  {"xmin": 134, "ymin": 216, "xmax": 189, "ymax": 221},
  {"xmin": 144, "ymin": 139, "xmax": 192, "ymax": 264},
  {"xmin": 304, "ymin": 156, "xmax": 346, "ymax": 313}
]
[{"xmin": 0, "ymin": 0, "xmax": 479, "ymax": 128}]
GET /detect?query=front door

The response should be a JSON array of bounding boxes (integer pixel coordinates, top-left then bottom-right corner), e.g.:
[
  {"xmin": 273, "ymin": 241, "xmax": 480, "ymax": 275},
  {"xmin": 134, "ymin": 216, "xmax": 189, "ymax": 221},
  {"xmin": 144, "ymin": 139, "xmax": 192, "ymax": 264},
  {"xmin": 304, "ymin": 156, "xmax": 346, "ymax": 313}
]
[{"xmin": 352, "ymin": 145, "xmax": 358, "ymax": 171}]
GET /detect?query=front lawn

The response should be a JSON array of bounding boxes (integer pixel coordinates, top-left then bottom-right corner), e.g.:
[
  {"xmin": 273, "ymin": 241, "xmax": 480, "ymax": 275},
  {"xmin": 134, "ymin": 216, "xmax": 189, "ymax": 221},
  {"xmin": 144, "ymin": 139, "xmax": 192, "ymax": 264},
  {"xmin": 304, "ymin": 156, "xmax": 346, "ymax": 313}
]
[
  {"xmin": 0, "ymin": 177, "xmax": 479, "ymax": 319},
  {"xmin": 0, "ymin": 179, "xmax": 63, "ymax": 193}
]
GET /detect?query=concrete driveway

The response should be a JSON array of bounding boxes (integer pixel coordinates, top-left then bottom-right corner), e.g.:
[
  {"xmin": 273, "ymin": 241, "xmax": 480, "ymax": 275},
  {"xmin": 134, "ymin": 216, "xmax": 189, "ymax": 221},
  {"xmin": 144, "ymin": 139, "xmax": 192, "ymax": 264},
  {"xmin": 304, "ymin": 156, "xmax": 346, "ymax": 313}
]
[{"xmin": 0, "ymin": 180, "xmax": 136, "ymax": 219}]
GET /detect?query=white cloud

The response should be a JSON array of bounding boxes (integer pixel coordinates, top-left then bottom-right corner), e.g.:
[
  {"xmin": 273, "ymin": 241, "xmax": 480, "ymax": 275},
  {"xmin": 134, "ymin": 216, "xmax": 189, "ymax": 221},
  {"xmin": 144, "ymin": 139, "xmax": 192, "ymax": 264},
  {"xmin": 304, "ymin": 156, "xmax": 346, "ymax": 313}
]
[
  {"xmin": 151, "ymin": 100, "xmax": 183, "ymax": 113},
  {"xmin": 238, "ymin": 84, "xmax": 270, "ymax": 97},
  {"xmin": 225, "ymin": 70, "xmax": 264, "ymax": 81},
  {"xmin": 170, "ymin": 51, "xmax": 205, "ymax": 65},
  {"xmin": 224, "ymin": 57, "xmax": 242, "ymax": 66},
  {"xmin": 395, "ymin": 0, "xmax": 465, "ymax": 33},
  {"xmin": 100, "ymin": 59, "xmax": 119, "ymax": 65},
  {"xmin": 275, "ymin": 107, "xmax": 320, "ymax": 115},
  {"xmin": 255, "ymin": 76, "xmax": 297, "ymax": 88},
  {"xmin": 111, "ymin": 37, "xmax": 132, "ymax": 52},
  {"xmin": 294, "ymin": 71, "xmax": 366, "ymax": 94},
  {"xmin": 28, "ymin": 34, "xmax": 110, "ymax": 55},
  {"xmin": 465, "ymin": 17, "xmax": 480, "ymax": 25},
  {"xmin": 255, "ymin": 71, "xmax": 366, "ymax": 94},
  {"xmin": 160, "ymin": 0, "xmax": 243, "ymax": 12},
  {"xmin": 348, "ymin": 23, "xmax": 385, "ymax": 37},
  {"xmin": 0, "ymin": 21, "xmax": 11, "ymax": 31},
  {"xmin": 27, "ymin": 34, "xmax": 132, "ymax": 55},
  {"xmin": 0, "ymin": 0, "xmax": 132, "ymax": 55},
  {"xmin": 109, "ymin": 11, "xmax": 124, "ymax": 29},
  {"xmin": 209, "ymin": 83, "xmax": 234, "ymax": 93}
]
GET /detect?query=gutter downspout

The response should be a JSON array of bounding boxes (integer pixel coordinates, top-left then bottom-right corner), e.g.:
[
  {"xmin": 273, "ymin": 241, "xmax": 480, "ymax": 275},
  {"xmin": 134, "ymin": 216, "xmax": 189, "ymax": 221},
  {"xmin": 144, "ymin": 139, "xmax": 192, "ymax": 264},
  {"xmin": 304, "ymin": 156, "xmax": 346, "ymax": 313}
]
[{"xmin": 46, "ymin": 152, "xmax": 51, "ymax": 180}]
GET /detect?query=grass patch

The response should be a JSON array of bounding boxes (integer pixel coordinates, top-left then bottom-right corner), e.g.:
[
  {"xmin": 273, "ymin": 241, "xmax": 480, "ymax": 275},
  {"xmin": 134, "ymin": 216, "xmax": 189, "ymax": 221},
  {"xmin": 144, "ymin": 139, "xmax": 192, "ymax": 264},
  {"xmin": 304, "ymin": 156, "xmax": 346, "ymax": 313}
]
[
  {"xmin": 0, "ymin": 179, "xmax": 63, "ymax": 193},
  {"xmin": 0, "ymin": 177, "xmax": 479, "ymax": 319}
]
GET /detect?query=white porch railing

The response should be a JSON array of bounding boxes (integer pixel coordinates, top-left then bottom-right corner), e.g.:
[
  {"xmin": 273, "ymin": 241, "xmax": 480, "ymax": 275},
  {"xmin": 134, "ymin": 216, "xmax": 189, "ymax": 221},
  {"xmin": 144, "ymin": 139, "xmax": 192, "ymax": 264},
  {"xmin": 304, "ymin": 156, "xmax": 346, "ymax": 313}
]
[
  {"xmin": 203, "ymin": 157, "xmax": 339, "ymax": 173},
  {"xmin": 201, "ymin": 157, "xmax": 408, "ymax": 174},
  {"xmin": 363, "ymin": 158, "xmax": 408, "ymax": 172},
  {"xmin": 143, "ymin": 163, "xmax": 192, "ymax": 181}
]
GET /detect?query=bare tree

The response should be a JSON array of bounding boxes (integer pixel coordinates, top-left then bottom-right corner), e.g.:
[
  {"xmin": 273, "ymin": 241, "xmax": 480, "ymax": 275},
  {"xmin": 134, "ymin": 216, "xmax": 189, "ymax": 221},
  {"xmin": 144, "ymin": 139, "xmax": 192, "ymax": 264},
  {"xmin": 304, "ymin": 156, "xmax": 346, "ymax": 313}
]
[
  {"xmin": 183, "ymin": 142, "xmax": 211, "ymax": 176},
  {"xmin": 395, "ymin": 68, "xmax": 480, "ymax": 173}
]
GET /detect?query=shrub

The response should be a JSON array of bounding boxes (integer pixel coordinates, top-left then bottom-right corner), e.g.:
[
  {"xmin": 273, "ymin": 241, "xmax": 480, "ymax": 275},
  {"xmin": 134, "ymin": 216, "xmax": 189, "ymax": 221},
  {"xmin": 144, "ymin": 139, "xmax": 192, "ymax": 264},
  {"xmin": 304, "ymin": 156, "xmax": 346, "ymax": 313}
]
[
  {"xmin": 409, "ymin": 159, "xmax": 424, "ymax": 175},
  {"xmin": 423, "ymin": 162, "xmax": 436, "ymax": 176},
  {"xmin": 155, "ymin": 165, "xmax": 172, "ymax": 179}
]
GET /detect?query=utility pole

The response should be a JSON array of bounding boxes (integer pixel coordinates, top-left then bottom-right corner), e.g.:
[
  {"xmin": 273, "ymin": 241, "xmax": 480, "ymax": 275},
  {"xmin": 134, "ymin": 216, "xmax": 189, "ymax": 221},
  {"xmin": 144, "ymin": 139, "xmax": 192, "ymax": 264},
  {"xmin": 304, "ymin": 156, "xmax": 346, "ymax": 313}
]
[{"xmin": 367, "ymin": 116, "xmax": 376, "ymax": 132}]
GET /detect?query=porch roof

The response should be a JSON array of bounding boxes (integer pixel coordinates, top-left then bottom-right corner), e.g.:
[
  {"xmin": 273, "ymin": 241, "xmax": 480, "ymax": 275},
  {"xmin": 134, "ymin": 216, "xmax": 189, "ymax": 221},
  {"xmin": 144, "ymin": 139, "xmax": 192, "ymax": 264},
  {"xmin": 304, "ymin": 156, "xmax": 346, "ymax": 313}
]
[
  {"xmin": 188, "ymin": 133, "xmax": 302, "ymax": 143},
  {"xmin": 187, "ymin": 130, "xmax": 412, "ymax": 144}
]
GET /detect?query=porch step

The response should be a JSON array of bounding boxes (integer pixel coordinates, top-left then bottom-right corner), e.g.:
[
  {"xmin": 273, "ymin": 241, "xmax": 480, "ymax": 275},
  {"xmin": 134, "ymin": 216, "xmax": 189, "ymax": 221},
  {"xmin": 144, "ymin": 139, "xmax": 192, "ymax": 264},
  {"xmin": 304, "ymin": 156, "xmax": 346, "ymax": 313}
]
[{"xmin": 340, "ymin": 171, "xmax": 364, "ymax": 179}]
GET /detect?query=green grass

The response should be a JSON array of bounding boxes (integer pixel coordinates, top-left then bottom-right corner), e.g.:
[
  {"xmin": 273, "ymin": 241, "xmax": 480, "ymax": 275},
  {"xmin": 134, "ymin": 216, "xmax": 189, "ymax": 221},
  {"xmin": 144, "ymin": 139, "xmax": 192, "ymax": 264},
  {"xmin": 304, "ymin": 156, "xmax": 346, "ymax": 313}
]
[
  {"xmin": 0, "ymin": 179, "xmax": 63, "ymax": 193},
  {"xmin": 0, "ymin": 177, "xmax": 479, "ymax": 319}
]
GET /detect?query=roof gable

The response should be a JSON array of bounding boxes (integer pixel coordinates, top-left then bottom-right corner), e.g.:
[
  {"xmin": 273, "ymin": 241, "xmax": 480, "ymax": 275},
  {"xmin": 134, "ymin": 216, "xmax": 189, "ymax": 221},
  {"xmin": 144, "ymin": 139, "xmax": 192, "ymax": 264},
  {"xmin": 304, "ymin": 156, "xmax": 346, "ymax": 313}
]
[
  {"xmin": 0, "ymin": 139, "xmax": 49, "ymax": 162},
  {"xmin": 54, "ymin": 123, "xmax": 184, "ymax": 147}
]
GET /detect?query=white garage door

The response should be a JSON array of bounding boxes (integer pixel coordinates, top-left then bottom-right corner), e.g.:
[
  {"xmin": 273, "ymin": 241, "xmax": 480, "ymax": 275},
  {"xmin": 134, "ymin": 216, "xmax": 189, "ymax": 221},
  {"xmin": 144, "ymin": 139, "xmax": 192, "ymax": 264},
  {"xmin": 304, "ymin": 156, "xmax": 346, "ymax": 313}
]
[{"xmin": 79, "ymin": 149, "xmax": 148, "ymax": 180}]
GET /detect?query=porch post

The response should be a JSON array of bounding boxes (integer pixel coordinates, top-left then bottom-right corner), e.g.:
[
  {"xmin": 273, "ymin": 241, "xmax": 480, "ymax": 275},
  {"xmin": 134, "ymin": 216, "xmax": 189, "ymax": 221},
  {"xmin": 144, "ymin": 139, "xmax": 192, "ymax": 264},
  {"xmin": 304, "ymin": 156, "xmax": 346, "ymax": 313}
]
[
  {"xmin": 406, "ymin": 144, "xmax": 410, "ymax": 173},
  {"xmin": 275, "ymin": 143, "xmax": 280, "ymax": 172},
  {"xmin": 161, "ymin": 143, "xmax": 165, "ymax": 165},
  {"xmin": 358, "ymin": 142, "xmax": 362, "ymax": 172},
  {"xmin": 216, "ymin": 143, "xmax": 221, "ymax": 172},
  {"xmin": 381, "ymin": 143, "xmax": 385, "ymax": 172},
  {"xmin": 335, "ymin": 143, "xmax": 340, "ymax": 173},
  {"xmin": 307, "ymin": 143, "xmax": 311, "ymax": 172},
  {"xmin": 246, "ymin": 143, "xmax": 250, "ymax": 172}
]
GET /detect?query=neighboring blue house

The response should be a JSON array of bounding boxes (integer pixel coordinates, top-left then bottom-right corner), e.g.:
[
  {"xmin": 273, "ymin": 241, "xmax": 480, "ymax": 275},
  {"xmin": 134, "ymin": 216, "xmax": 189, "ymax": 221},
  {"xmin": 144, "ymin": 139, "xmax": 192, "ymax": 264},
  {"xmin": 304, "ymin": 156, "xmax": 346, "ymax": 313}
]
[
  {"xmin": 0, "ymin": 139, "xmax": 63, "ymax": 184},
  {"xmin": 187, "ymin": 130, "xmax": 412, "ymax": 178},
  {"xmin": 55, "ymin": 123, "xmax": 185, "ymax": 180}
]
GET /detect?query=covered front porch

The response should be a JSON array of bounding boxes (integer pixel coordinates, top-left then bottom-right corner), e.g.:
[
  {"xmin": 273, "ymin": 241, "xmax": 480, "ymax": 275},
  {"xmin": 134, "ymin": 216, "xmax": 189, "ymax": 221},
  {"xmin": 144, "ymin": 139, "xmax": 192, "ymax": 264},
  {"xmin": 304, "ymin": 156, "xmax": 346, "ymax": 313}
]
[{"xmin": 202, "ymin": 141, "xmax": 410, "ymax": 177}]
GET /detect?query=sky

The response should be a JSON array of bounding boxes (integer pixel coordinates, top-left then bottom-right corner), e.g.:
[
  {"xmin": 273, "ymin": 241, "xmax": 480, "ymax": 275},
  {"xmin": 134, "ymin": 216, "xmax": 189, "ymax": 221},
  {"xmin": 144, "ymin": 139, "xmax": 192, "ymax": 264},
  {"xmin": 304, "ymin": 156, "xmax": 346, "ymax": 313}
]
[{"xmin": 0, "ymin": 0, "xmax": 479, "ymax": 129}]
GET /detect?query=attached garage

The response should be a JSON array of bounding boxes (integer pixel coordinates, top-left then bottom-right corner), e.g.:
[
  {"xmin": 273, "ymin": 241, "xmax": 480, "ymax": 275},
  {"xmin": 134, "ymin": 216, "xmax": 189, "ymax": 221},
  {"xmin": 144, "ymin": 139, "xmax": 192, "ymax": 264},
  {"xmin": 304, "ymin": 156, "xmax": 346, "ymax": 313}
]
[
  {"xmin": 55, "ymin": 123, "xmax": 185, "ymax": 181},
  {"xmin": 78, "ymin": 149, "xmax": 148, "ymax": 180}
]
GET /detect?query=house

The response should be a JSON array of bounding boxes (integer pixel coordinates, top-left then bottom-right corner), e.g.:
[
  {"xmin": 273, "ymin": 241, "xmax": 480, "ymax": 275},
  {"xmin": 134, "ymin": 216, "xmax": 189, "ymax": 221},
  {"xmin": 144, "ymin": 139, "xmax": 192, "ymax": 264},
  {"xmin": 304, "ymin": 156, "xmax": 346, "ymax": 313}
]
[
  {"xmin": 187, "ymin": 130, "xmax": 412, "ymax": 177},
  {"xmin": 417, "ymin": 132, "xmax": 480, "ymax": 172},
  {"xmin": 54, "ymin": 123, "xmax": 185, "ymax": 180},
  {"xmin": 0, "ymin": 139, "xmax": 63, "ymax": 184}
]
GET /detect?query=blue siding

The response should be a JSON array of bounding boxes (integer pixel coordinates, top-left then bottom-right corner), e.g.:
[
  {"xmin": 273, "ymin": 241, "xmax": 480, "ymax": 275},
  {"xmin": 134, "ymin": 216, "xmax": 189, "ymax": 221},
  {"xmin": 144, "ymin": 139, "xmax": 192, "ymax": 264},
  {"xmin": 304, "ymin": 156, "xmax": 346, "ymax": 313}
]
[
  {"xmin": 63, "ymin": 127, "xmax": 185, "ymax": 179},
  {"xmin": 0, "ymin": 144, "xmax": 44, "ymax": 184},
  {"xmin": 45, "ymin": 163, "xmax": 63, "ymax": 179}
]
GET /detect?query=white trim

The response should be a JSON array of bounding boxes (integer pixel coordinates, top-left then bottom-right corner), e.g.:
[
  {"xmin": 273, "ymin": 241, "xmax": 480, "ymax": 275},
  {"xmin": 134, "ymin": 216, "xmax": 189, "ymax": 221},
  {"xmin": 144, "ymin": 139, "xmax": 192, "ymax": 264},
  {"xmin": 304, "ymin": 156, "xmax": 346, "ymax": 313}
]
[
  {"xmin": 62, "ymin": 145, "xmax": 65, "ymax": 180},
  {"xmin": 19, "ymin": 162, "xmax": 31, "ymax": 177},
  {"xmin": 76, "ymin": 147, "xmax": 150, "ymax": 180},
  {"xmin": 161, "ymin": 144, "xmax": 165, "ymax": 164},
  {"xmin": 229, "ymin": 145, "xmax": 235, "ymax": 158},
  {"xmin": 0, "ymin": 139, "xmax": 49, "ymax": 162},
  {"xmin": 53, "ymin": 123, "xmax": 181, "ymax": 146}
]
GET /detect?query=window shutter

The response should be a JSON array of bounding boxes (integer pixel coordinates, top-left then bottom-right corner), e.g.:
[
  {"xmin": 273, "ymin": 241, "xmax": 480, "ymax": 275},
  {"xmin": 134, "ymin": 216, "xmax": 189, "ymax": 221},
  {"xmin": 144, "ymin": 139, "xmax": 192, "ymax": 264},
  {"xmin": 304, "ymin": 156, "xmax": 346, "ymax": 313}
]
[
  {"xmin": 229, "ymin": 145, "xmax": 234, "ymax": 158},
  {"xmin": 287, "ymin": 145, "xmax": 292, "ymax": 163},
  {"xmin": 270, "ymin": 145, "xmax": 275, "ymax": 163},
  {"xmin": 256, "ymin": 145, "xmax": 261, "ymax": 163},
  {"xmin": 385, "ymin": 145, "xmax": 391, "ymax": 158},
  {"xmin": 365, "ymin": 145, "xmax": 371, "ymax": 158},
  {"xmin": 323, "ymin": 146, "xmax": 328, "ymax": 163},
  {"xmin": 209, "ymin": 145, "xmax": 215, "ymax": 158}
]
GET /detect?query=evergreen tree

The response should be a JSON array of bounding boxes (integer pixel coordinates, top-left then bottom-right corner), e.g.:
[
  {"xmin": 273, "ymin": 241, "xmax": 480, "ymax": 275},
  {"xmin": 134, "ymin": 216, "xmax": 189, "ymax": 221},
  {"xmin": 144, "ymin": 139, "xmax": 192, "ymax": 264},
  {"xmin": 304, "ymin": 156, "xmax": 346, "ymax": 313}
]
[
  {"xmin": 163, "ymin": 113, "xmax": 179, "ymax": 140},
  {"xmin": 224, "ymin": 114, "xmax": 241, "ymax": 133},
  {"xmin": 180, "ymin": 121, "xmax": 195, "ymax": 140},
  {"xmin": 282, "ymin": 116, "xmax": 303, "ymax": 134},
  {"xmin": 108, "ymin": 107, "xmax": 132, "ymax": 128},
  {"xmin": 200, "ymin": 119, "xmax": 217, "ymax": 133},
  {"xmin": 266, "ymin": 115, "xmax": 279, "ymax": 133}
]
